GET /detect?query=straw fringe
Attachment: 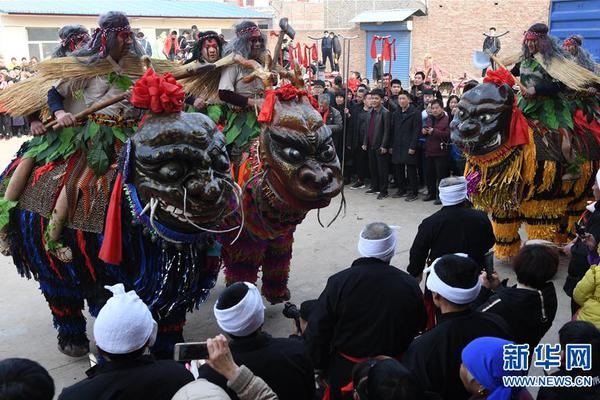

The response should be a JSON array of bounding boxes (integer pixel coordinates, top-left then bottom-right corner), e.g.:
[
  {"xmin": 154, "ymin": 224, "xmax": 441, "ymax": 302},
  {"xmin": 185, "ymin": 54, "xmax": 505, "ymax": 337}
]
[
  {"xmin": 534, "ymin": 54, "xmax": 600, "ymax": 91},
  {"xmin": 0, "ymin": 56, "xmax": 177, "ymax": 117}
]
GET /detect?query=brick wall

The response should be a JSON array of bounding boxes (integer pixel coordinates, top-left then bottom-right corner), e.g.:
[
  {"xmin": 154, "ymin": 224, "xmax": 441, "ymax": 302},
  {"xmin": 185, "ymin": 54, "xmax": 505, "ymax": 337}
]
[
  {"xmin": 269, "ymin": 0, "xmax": 551, "ymax": 85},
  {"xmin": 267, "ymin": 27, "xmax": 364, "ymax": 78},
  {"xmin": 410, "ymin": 0, "xmax": 550, "ymax": 82}
]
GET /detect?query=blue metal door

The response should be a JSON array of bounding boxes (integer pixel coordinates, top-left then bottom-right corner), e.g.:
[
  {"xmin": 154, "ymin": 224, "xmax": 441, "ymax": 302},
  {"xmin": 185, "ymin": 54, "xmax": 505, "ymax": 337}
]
[
  {"xmin": 549, "ymin": 0, "xmax": 600, "ymax": 62},
  {"xmin": 361, "ymin": 22, "xmax": 411, "ymax": 87}
]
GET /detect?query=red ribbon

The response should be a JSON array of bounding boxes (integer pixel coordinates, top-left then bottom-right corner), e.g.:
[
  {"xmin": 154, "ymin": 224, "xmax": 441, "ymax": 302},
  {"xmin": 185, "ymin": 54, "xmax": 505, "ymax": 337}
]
[
  {"xmin": 31, "ymin": 161, "xmax": 59, "ymax": 187},
  {"xmin": 370, "ymin": 36, "xmax": 396, "ymax": 61},
  {"xmin": 483, "ymin": 68, "xmax": 529, "ymax": 147},
  {"xmin": 257, "ymin": 83, "xmax": 319, "ymax": 124},
  {"xmin": 303, "ymin": 44, "xmax": 318, "ymax": 68},
  {"xmin": 99, "ymin": 172, "xmax": 123, "ymax": 265},
  {"xmin": 130, "ymin": 68, "xmax": 185, "ymax": 113}
]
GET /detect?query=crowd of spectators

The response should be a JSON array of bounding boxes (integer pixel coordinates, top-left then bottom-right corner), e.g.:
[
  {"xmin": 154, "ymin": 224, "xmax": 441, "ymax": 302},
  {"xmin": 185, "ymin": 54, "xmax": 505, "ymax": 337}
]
[{"xmin": 0, "ymin": 56, "xmax": 38, "ymax": 139}]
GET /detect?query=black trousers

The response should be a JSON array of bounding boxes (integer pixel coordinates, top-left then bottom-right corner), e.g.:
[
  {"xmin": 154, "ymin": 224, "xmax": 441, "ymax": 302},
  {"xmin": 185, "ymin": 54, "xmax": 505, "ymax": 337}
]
[
  {"xmin": 425, "ymin": 155, "xmax": 450, "ymax": 198},
  {"xmin": 354, "ymin": 147, "xmax": 369, "ymax": 181},
  {"xmin": 368, "ymin": 149, "xmax": 390, "ymax": 194},
  {"xmin": 322, "ymin": 48, "xmax": 334, "ymax": 71},
  {"xmin": 394, "ymin": 163, "xmax": 418, "ymax": 194}
]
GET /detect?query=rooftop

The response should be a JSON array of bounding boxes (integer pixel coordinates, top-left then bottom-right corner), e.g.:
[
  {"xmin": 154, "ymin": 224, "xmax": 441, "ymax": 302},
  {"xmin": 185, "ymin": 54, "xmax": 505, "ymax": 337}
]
[{"xmin": 0, "ymin": 0, "xmax": 270, "ymax": 19}]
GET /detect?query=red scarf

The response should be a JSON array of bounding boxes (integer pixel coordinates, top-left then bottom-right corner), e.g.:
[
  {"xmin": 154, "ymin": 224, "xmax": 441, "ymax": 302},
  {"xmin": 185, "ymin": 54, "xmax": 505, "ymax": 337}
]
[
  {"xmin": 483, "ymin": 68, "xmax": 530, "ymax": 147},
  {"xmin": 321, "ymin": 108, "xmax": 329, "ymax": 124},
  {"xmin": 257, "ymin": 83, "xmax": 319, "ymax": 123}
]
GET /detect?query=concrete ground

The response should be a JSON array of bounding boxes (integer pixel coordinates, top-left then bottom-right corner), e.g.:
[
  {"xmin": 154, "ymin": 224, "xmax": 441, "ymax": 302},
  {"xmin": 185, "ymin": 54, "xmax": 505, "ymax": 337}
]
[{"xmin": 0, "ymin": 137, "xmax": 570, "ymax": 397}]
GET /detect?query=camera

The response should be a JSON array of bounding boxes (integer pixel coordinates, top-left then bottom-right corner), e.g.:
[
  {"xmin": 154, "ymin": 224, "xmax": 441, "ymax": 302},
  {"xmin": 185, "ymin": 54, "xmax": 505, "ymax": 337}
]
[{"xmin": 283, "ymin": 302, "xmax": 302, "ymax": 333}]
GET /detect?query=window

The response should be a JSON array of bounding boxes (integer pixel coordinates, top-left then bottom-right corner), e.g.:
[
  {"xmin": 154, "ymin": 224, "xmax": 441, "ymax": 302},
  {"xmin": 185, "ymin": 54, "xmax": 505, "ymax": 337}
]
[{"xmin": 26, "ymin": 27, "xmax": 60, "ymax": 60}]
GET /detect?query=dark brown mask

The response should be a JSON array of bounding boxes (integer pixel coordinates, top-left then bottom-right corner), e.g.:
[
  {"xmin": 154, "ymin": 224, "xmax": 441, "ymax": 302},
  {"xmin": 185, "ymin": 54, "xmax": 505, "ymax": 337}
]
[
  {"xmin": 259, "ymin": 96, "xmax": 343, "ymax": 210},
  {"xmin": 130, "ymin": 112, "xmax": 233, "ymax": 233}
]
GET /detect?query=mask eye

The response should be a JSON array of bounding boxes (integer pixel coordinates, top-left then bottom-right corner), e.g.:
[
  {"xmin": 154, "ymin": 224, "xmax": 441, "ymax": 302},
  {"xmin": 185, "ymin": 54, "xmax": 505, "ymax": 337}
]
[
  {"xmin": 458, "ymin": 109, "xmax": 466, "ymax": 119},
  {"xmin": 479, "ymin": 114, "xmax": 492, "ymax": 123},
  {"xmin": 210, "ymin": 148, "xmax": 230, "ymax": 173},
  {"xmin": 158, "ymin": 162, "xmax": 184, "ymax": 181},
  {"xmin": 319, "ymin": 144, "xmax": 337, "ymax": 162},
  {"xmin": 282, "ymin": 147, "xmax": 304, "ymax": 163}
]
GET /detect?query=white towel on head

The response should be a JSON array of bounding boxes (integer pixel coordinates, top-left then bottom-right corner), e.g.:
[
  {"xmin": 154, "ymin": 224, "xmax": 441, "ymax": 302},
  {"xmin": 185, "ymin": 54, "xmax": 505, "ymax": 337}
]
[
  {"xmin": 213, "ymin": 282, "xmax": 265, "ymax": 337},
  {"xmin": 93, "ymin": 284, "xmax": 158, "ymax": 354},
  {"xmin": 357, "ymin": 229, "xmax": 397, "ymax": 262},
  {"xmin": 439, "ymin": 177, "xmax": 468, "ymax": 206},
  {"xmin": 424, "ymin": 254, "xmax": 481, "ymax": 304}
]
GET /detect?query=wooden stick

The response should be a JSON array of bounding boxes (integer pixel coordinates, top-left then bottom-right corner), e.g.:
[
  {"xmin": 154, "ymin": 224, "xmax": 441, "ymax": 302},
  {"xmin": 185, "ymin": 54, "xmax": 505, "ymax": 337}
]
[
  {"xmin": 488, "ymin": 53, "xmax": 527, "ymax": 93},
  {"xmin": 44, "ymin": 54, "xmax": 235, "ymax": 129}
]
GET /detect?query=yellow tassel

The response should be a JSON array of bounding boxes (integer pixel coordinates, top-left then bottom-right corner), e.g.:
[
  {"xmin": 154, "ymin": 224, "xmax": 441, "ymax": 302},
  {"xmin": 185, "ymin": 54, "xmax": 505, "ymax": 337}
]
[
  {"xmin": 494, "ymin": 241, "xmax": 521, "ymax": 260},
  {"xmin": 521, "ymin": 198, "xmax": 570, "ymax": 219},
  {"xmin": 574, "ymin": 162, "xmax": 592, "ymax": 197},
  {"xmin": 525, "ymin": 223, "xmax": 559, "ymax": 241},
  {"xmin": 522, "ymin": 128, "xmax": 537, "ymax": 185},
  {"xmin": 492, "ymin": 220, "xmax": 521, "ymax": 241},
  {"xmin": 538, "ymin": 161, "xmax": 557, "ymax": 193}
]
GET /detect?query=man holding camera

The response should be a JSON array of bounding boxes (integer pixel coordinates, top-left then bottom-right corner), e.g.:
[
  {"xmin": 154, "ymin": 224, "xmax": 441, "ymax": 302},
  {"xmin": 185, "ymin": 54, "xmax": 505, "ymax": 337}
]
[
  {"xmin": 422, "ymin": 99, "xmax": 451, "ymax": 204},
  {"xmin": 305, "ymin": 222, "xmax": 427, "ymax": 400},
  {"xmin": 197, "ymin": 282, "xmax": 315, "ymax": 400}
]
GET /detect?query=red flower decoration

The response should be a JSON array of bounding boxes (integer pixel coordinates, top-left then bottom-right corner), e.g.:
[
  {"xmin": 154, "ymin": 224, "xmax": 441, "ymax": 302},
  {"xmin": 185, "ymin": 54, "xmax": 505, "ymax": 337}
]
[
  {"xmin": 257, "ymin": 83, "xmax": 318, "ymax": 124},
  {"xmin": 131, "ymin": 68, "xmax": 185, "ymax": 114},
  {"xmin": 483, "ymin": 68, "xmax": 515, "ymax": 88}
]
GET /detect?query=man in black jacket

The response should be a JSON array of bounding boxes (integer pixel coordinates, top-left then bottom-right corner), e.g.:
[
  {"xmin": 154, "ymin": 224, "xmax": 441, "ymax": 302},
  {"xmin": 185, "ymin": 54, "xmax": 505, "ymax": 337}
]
[
  {"xmin": 198, "ymin": 282, "xmax": 315, "ymax": 400},
  {"xmin": 58, "ymin": 284, "xmax": 194, "ymax": 400},
  {"xmin": 305, "ymin": 222, "xmax": 427, "ymax": 400},
  {"xmin": 349, "ymin": 89, "xmax": 370, "ymax": 189},
  {"xmin": 319, "ymin": 94, "xmax": 344, "ymax": 162},
  {"xmin": 390, "ymin": 91, "xmax": 421, "ymax": 201},
  {"xmin": 407, "ymin": 176, "xmax": 495, "ymax": 282},
  {"xmin": 362, "ymin": 89, "xmax": 391, "ymax": 199},
  {"xmin": 402, "ymin": 254, "xmax": 512, "ymax": 400}
]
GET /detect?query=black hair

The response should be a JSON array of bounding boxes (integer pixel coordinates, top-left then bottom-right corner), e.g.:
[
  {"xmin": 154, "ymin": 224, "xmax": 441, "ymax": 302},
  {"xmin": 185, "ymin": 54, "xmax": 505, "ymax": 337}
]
[
  {"xmin": 370, "ymin": 88, "xmax": 384, "ymax": 98},
  {"xmin": 445, "ymin": 94, "xmax": 460, "ymax": 115},
  {"xmin": 324, "ymin": 30, "xmax": 328, "ymax": 34},
  {"xmin": 171, "ymin": 30, "xmax": 178, "ymax": 35},
  {"xmin": 335, "ymin": 90, "xmax": 345, "ymax": 98},
  {"xmin": 513, "ymin": 244, "xmax": 558, "ymax": 289},
  {"xmin": 463, "ymin": 80, "xmax": 479, "ymax": 93},
  {"xmin": 414, "ymin": 71, "xmax": 425, "ymax": 79},
  {"xmin": 136, "ymin": 31, "xmax": 144, "ymax": 38},
  {"xmin": 353, "ymin": 71, "xmax": 362, "ymax": 79},
  {"xmin": 334, "ymin": 76, "xmax": 343, "ymax": 86},
  {"xmin": 490, "ymin": 27, "xmax": 496, "ymax": 31},
  {"xmin": 0, "ymin": 358, "xmax": 54, "ymax": 400},
  {"xmin": 99, "ymin": 347, "xmax": 146, "ymax": 362},
  {"xmin": 363, "ymin": 78, "xmax": 370, "ymax": 84},
  {"xmin": 430, "ymin": 99, "xmax": 444, "ymax": 109},
  {"xmin": 398, "ymin": 90, "xmax": 410, "ymax": 97},
  {"xmin": 183, "ymin": 31, "xmax": 190, "ymax": 35},
  {"xmin": 559, "ymin": 321, "xmax": 600, "ymax": 369},
  {"xmin": 216, "ymin": 282, "xmax": 249, "ymax": 310},
  {"xmin": 391, "ymin": 79, "xmax": 402, "ymax": 86},
  {"xmin": 353, "ymin": 358, "xmax": 424, "ymax": 400},
  {"xmin": 435, "ymin": 255, "xmax": 480, "ymax": 290},
  {"xmin": 71, "ymin": 11, "xmax": 144, "ymax": 63},
  {"xmin": 191, "ymin": 25, "xmax": 198, "ymax": 30}
]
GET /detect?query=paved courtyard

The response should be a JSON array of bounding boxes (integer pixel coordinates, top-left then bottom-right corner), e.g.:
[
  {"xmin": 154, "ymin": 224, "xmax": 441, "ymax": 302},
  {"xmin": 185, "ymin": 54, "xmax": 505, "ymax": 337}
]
[{"xmin": 0, "ymin": 137, "xmax": 571, "ymax": 396}]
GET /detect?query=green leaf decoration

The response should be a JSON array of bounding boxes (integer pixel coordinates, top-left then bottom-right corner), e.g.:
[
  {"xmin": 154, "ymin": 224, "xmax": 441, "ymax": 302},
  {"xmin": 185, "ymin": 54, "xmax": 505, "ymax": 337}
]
[
  {"xmin": 85, "ymin": 121, "xmax": 100, "ymax": 141},
  {"xmin": 207, "ymin": 105, "xmax": 223, "ymax": 124},
  {"xmin": 107, "ymin": 72, "xmax": 133, "ymax": 91},
  {"xmin": 0, "ymin": 198, "xmax": 17, "ymax": 229},
  {"xmin": 225, "ymin": 124, "xmax": 242, "ymax": 145},
  {"xmin": 107, "ymin": 72, "xmax": 117, "ymax": 85},
  {"xmin": 542, "ymin": 100, "xmax": 559, "ymax": 130},
  {"xmin": 112, "ymin": 127, "xmax": 127, "ymax": 143},
  {"xmin": 87, "ymin": 144, "xmax": 110, "ymax": 175}
]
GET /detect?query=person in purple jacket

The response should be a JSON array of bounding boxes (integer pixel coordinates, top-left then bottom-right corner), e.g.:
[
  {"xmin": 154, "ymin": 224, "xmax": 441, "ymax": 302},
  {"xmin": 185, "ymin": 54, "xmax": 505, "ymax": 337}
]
[{"xmin": 422, "ymin": 99, "xmax": 451, "ymax": 204}]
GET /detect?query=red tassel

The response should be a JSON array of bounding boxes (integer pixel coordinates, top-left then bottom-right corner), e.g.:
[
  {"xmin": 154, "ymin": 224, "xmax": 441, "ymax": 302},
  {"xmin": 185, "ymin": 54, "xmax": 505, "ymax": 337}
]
[
  {"xmin": 370, "ymin": 35, "xmax": 380, "ymax": 60},
  {"xmin": 31, "ymin": 161, "xmax": 59, "ymax": 187},
  {"xmin": 77, "ymin": 230, "xmax": 97, "ymax": 281},
  {"xmin": 98, "ymin": 173, "xmax": 123, "ymax": 265}
]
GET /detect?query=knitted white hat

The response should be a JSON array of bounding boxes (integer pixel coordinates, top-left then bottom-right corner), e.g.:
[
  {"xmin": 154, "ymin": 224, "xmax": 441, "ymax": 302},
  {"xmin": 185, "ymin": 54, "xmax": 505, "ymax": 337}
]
[{"xmin": 93, "ymin": 284, "xmax": 158, "ymax": 354}]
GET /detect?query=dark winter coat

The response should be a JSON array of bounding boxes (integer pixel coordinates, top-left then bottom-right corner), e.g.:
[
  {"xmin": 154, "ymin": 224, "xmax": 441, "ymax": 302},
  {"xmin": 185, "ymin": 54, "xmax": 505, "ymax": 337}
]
[{"xmin": 391, "ymin": 104, "xmax": 422, "ymax": 165}]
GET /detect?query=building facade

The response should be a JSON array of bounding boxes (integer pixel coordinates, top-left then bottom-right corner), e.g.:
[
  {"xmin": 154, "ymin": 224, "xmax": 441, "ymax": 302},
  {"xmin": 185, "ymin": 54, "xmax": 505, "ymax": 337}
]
[
  {"xmin": 266, "ymin": 0, "xmax": 551, "ymax": 86},
  {"xmin": 0, "ymin": 0, "xmax": 270, "ymax": 61}
]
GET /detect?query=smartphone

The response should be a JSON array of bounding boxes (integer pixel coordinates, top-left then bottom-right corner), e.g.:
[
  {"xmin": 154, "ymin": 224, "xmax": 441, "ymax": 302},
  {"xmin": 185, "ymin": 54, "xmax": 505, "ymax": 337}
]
[
  {"xmin": 174, "ymin": 342, "xmax": 209, "ymax": 361},
  {"xmin": 483, "ymin": 250, "xmax": 494, "ymax": 281}
]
